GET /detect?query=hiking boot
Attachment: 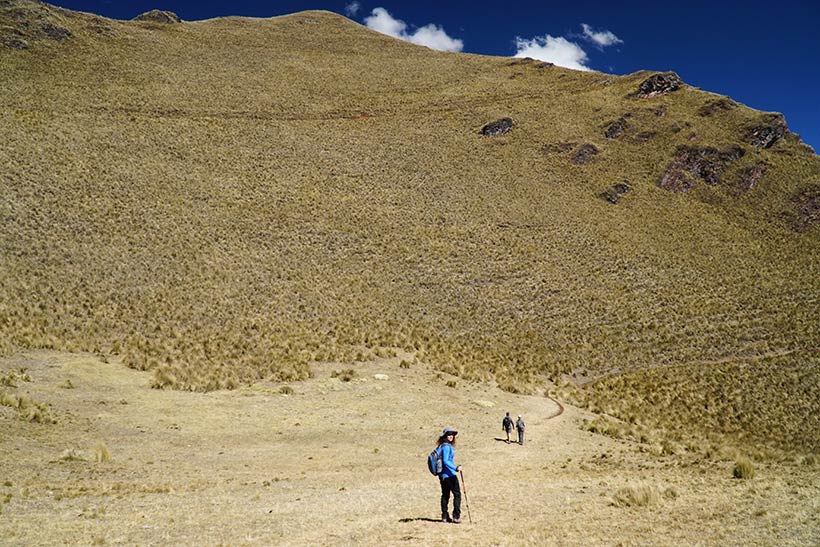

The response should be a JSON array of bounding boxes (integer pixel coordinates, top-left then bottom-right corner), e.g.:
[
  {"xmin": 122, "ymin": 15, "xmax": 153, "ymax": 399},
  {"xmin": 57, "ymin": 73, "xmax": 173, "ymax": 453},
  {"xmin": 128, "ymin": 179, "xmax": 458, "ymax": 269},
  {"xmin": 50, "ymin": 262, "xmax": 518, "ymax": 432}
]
[
  {"xmin": 441, "ymin": 515, "xmax": 451, "ymax": 523},
  {"xmin": 452, "ymin": 518, "xmax": 462, "ymax": 524}
]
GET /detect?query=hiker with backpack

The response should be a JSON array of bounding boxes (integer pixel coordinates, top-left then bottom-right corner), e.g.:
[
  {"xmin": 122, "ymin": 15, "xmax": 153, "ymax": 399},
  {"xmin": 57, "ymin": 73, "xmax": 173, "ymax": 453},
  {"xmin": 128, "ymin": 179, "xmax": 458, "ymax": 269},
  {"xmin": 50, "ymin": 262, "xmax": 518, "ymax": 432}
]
[
  {"xmin": 431, "ymin": 427, "xmax": 462, "ymax": 523},
  {"xmin": 516, "ymin": 414, "xmax": 525, "ymax": 445},
  {"xmin": 502, "ymin": 411, "xmax": 514, "ymax": 443}
]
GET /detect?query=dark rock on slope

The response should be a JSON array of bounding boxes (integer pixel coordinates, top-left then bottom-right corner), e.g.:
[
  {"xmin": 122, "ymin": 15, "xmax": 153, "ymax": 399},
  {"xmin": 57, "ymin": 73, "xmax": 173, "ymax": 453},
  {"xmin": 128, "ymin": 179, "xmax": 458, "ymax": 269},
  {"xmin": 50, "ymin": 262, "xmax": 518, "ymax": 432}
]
[
  {"xmin": 572, "ymin": 144, "xmax": 600, "ymax": 164},
  {"xmin": 698, "ymin": 98, "xmax": 738, "ymax": 116},
  {"xmin": 658, "ymin": 145, "xmax": 745, "ymax": 191},
  {"xmin": 133, "ymin": 10, "xmax": 182, "ymax": 24},
  {"xmin": 481, "ymin": 118, "xmax": 513, "ymax": 137},
  {"xmin": 0, "ymin": 0, "xmax": 71, "ymax": 47},
  {"xmin": 637, "ymin": 72, "xmax": 683, "ymax": 98},
  {"xmin": 605, "ymin": 117, "xmax": 628, "ymax": 139},
  {"xmin": 601, "ymin": 182, "xmax": 632, "ymax": 204},
  {"xmin": 736, "ymin": 163, "xmax": 768, "ymax": 194},
  {"xmin": 747, "ymin": 114, "xmax": 789, "ymax": 149},
  {"xmin": 790, "ymin": 185, "xmax": 820, "ymax": 232}
]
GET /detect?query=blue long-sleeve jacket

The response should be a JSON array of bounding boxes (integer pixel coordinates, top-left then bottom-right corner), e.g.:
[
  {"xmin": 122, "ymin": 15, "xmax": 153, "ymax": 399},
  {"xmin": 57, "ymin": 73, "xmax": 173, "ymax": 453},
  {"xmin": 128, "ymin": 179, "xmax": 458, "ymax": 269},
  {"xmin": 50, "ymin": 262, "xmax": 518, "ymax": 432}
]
[{"xmin": 438, "ymin": 443, "xmax": 458, "ymax": 479}]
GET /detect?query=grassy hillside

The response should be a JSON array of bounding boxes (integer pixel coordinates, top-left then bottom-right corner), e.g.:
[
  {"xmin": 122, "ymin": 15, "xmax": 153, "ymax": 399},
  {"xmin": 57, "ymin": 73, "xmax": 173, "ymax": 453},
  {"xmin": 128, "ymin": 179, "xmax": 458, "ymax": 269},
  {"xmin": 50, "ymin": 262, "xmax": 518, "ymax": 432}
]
[{"xmin": 1, "ymin": 1, "xmax": 818, "ymax": 453}]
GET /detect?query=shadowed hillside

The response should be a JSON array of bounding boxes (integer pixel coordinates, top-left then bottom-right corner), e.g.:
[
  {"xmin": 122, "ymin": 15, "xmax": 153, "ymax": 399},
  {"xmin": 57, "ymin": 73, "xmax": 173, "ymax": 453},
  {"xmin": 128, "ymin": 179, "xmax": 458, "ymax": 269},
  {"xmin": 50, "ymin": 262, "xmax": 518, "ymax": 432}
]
[{"xmin": 1, "ymin": 1, "xmax": 818, "ymax": 454}]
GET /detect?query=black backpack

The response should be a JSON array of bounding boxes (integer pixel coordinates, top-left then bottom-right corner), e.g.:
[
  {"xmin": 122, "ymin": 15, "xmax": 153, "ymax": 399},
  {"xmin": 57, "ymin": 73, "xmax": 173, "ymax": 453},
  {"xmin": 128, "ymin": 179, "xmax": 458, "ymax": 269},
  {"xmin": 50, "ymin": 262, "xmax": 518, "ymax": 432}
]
[{"xmin": 427, "ymin": 446, "xmax": 443, "ymax": 475}]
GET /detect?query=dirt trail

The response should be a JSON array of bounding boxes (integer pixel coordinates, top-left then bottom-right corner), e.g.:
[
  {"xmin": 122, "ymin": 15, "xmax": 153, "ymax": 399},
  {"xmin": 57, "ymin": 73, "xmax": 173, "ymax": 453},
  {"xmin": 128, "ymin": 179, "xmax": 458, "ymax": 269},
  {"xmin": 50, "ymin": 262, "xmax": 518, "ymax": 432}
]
[{"xmin": 0, "ymin": 351, "xmax": 817, "ymax": 547}]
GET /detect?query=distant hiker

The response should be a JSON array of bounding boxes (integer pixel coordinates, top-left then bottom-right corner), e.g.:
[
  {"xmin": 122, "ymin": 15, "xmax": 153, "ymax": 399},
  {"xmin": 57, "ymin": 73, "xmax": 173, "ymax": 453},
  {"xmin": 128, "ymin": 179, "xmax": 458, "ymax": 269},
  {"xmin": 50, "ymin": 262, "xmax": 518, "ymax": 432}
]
[
  {"xmin": 436, "ymin": 427, "xmax": 462, "ymax": 523},
  {"xmin": 502, "ymin": 412, "xmax": 514, "ymax": 443},
  {"xmin": 516, "ymin": 415, "xmax": 525, "ymax": 445}
]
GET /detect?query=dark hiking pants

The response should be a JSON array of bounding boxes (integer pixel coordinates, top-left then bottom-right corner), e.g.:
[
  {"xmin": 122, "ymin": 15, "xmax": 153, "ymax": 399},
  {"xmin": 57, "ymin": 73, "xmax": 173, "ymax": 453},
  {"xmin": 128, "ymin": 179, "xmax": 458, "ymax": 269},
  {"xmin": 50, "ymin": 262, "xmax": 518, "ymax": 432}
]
[{"xmin": 439, "ymin": 475, "xmax": 461, "ymax": 520}]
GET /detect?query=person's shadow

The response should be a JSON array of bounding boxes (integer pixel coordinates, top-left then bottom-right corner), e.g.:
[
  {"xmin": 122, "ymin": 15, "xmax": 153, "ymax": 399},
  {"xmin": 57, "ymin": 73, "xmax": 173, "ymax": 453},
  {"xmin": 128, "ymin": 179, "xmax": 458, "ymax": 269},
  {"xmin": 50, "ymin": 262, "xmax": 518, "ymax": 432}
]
[
  {"xmin": 399, "ymin": 517, "xmax": 442, "ymax": 523},
  {"xmin": 493, "ymin": 437, "xmax": 512, "ymax": 443}
]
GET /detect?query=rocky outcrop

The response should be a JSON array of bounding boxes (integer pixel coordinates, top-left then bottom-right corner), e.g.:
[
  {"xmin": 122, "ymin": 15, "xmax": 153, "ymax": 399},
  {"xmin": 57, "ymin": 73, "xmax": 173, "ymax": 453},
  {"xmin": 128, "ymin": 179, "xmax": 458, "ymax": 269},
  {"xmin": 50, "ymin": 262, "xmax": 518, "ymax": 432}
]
[
  {"xmin": 698, "ymin": 98, "xmax": 737, "ymax": 117},
  {"xmin": 790, "ymin": 185, "xmax": 820, "ymax": 232},
  {"xmin": 0, "ymin": 1, "xmax": 71, "ymax": 48},
  {"xmin": 634, "ymin": 131, "xmax": 657, "ymax": 143},
  {"xmin": 637, "ymin": 72, "xmax": 683, "ymax": 98},
  {"xmin": 601, "ymin": 182, "xmax": 631, "ymax": 204},
  {"xmin": 133, "ymin": 10, "xmax": 181, "ymax": 24},
  {"xmin": 735, "ymin": 163, "xmax": 768, "ymax": 194},
  {"xmin": 747, "ymin": 114, "xmax": 788, "ymax": 149},
  {"xmin": 658, "ymin": 145, "xmax": 745, "ymax": 192},
  {"xmin": 0, "ymin": 28, "xmax": 27, "ymax": 48},
  {"xmin": 40, "ymin": 21, "xmax": 70, "ymax": 40},
  {"xmin": 480, "ymin": 118, "xmax": 513, "ymax": 137},
  {"xmin": 605, "ymin": 117, "xmax": 628, "ymax": 140},
  {"xmin": 572, "ymin": 144, "xmax": 600, "ymax": 165},
  {"xmin": 508, "ymin": 57, "xmax": 553, "ymax": 69}
]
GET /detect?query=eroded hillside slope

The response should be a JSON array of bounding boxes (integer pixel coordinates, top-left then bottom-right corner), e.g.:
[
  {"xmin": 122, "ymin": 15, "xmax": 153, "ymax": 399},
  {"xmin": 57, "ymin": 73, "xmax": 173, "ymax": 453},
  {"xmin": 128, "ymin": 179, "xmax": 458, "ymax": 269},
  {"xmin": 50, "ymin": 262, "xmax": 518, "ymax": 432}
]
[{"xmin": 1, "ymin": 1, "xmax": 818, "ymax": 453}]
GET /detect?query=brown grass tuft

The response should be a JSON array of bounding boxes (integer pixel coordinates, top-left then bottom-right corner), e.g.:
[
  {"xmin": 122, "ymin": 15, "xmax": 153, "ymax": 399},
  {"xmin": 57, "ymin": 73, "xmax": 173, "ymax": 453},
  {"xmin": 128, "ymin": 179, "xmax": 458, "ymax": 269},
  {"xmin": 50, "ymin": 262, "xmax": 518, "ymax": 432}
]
[
  {"xmin": 94, "ymin": 442, "xmax": 112, "ymax": 463},
  {"xmin": 612, "ymin": 484, "xmax": 661, "ymax": 507},
  {"xmin": 733, "ymin": 456, "xmax": 755, "ymax": 479}
]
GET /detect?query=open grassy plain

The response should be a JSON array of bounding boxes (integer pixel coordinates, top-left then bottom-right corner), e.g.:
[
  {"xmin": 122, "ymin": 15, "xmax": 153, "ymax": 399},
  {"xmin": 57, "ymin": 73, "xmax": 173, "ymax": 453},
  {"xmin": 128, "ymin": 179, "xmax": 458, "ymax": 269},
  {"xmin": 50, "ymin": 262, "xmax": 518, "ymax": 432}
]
[{"xmin": 1, "ymin": 350, "xmax": 818, "ymax": 546}]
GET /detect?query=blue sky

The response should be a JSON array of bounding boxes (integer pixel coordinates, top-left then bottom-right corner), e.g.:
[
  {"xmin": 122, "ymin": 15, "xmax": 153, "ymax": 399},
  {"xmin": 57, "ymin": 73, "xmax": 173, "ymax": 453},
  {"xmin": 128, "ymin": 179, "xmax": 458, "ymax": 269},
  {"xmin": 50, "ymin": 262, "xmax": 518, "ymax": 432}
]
[{"xmin": 50, "ymin": 1, "xmax": 819, "ymax": 152}]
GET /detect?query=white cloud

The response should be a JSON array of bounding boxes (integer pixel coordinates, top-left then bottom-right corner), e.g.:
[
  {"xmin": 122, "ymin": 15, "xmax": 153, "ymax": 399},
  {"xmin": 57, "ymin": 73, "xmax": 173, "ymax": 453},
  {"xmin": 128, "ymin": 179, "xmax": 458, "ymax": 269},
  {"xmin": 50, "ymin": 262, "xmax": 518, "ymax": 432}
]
[
  {"xmin": 514, "ymin": 35, "xmax": 591, "ymax": 71},
  {"xmin": 408, "ymin": 23, "xmax": 464, "ymax": 52},
  {"xmin": 581, "ymin": 23, "xmax": 623, "ymax": 48},
  {"xmin": 344, "ymin": 2, "xmax": 361, "ymax": 17},
  {"xmin": 364, "ymin": 7, "xmax": 463, "ymax": 52},
  {"xmin": 365, "ymin": 7, "xmax": 406, "ymax": 37}
]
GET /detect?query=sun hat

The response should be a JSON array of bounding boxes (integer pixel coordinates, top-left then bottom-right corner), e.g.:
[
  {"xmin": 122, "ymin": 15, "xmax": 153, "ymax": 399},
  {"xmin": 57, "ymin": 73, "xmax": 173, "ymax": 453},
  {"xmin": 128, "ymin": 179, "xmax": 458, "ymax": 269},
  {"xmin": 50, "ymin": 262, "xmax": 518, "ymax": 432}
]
[{"xmin": 441, "ymin": 426, "xmax": 458, "ymax": 437}]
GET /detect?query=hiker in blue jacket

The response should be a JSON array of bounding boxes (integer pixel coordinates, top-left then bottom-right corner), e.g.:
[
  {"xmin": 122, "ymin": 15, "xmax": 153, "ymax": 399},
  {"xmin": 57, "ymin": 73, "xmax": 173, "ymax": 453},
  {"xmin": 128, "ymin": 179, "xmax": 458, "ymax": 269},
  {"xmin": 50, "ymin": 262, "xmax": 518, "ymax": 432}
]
[{"xmin": 436, "ymin": 427, "xmax": 462, "ymax": 523}]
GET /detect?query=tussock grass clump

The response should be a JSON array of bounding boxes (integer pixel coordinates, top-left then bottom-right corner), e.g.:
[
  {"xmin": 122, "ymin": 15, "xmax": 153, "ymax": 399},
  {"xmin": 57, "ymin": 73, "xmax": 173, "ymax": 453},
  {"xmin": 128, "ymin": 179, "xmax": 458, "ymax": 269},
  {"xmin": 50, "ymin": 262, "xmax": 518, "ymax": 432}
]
[
  {"xmin": 0, "ymin": 390, "xmax": 16, "ymax": 408},
  {"xmin": 582, "ymin": 416, "xmax": 625, "ymax": 438},
  {"xmin": 331, "ymin": 369, "xmax": 356, "ymax": 382},
  {"xmin": 94, "ymin": 442, "xmax": 112, "ymax": 463},
  {"xmin": 581, "ymin": 415, "xmax": 661, "ymax": 448},
  {"xmin": 0, "ymin": 390, "xmax": 56, "ymax": 424},
  {"xmin": 733, "ymin": 456, "xmax": 755, "ymax": 479},
  {"xmin": 612, "ymin": 484, "xmax": 661, "ymax": 507},
  {"xmin": 24, "ymin": 404, "xmax": 54, "ymax": 424},
  {"xmin": 0, "ymin": 368, "xmax": 31, "ymax": 387},
  {"xmin": 581, "ymin": 354, "xmax": 820, "ymax": 455}
]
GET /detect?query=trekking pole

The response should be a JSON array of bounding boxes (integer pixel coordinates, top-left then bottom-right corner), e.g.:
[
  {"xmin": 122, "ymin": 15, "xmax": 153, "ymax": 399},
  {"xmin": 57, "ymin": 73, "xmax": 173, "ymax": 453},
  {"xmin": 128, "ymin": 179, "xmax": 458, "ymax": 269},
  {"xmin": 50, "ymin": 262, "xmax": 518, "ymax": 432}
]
[{"xmin": 459, "ymin": 469, "xmax": 473, "ymax": 523}]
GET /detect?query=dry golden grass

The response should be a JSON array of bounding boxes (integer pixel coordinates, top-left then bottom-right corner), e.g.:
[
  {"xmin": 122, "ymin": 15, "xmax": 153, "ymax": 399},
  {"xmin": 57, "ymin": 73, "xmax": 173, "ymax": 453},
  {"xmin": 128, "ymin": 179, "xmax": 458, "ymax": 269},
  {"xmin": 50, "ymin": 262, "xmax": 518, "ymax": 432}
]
[
  {"xmin": 93, "ymin": 441, "xmax": 112, "ymax": 463},
  {"xmin": 0, "ymin": 369, "xmax": 57, "ymax": 424},
  {"xmin": 0, "ymin": 350, "xmax": 818, "ymax": 547},
  {"xmin": 572, "ymin": 353, "xmax": 820, "ymax": 456},
  {"xmin": 1, "ymin": 1, "xmax": 818, "ymax": 457},
  {"xmin": 733, "ymin": 456, "xmax": 756, "ymax": 479},
  {"xmin": 612, "ymin": 484, "xmax": 661, "ymax": 507}
]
